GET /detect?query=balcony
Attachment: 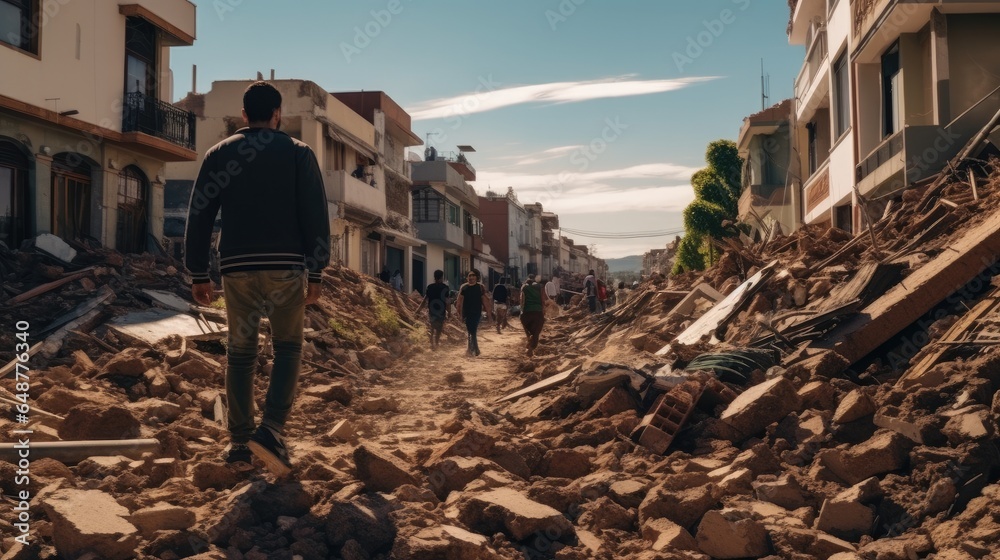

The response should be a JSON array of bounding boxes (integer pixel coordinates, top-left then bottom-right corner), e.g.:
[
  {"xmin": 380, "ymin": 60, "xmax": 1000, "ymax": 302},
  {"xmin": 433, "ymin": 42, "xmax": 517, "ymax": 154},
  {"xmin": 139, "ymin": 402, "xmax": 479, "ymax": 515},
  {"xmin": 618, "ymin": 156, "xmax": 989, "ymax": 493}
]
[
  {"xmin": 326, "ymin": 169, "xmax": 386, "ymax": 219},
  {"xmin": 793, "ymin": 28, "xmax": 829, "ymax": 115},
  {"xmin": 122, "ymin": 92, "xmax": 196, "ymax": 150},
  {"xmin": 739, "ymin": 184, "xmax": 790, "ymax": 220}
]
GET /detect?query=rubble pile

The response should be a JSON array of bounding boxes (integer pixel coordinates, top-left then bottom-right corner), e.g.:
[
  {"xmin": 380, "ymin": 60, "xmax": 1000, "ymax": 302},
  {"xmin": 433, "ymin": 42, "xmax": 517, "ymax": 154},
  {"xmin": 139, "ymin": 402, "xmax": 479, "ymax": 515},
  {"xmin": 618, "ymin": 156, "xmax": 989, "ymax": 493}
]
[{"xmin": 3, "ymin": 159, "xmax": 1000, "ymax": 558}]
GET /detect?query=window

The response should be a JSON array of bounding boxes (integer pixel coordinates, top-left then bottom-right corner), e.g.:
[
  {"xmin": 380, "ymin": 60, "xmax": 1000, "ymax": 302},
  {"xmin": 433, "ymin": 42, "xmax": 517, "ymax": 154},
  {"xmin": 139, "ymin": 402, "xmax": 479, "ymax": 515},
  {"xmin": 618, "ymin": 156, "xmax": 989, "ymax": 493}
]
[
  {"xmin": 446, "ymin": 202, "xmax": 460, "ymax": 227},
  {"xmin": 412, "ymin": 189, "xmax": 441, "ymax": 222},
  {"xmin": 833, "ymin": 51, "xmax": 850, "ymax": 138},
  {"xmin": 463, "ymin": 209, "xmax": 473, "ymax": 235},
  {"xmin": 0, "ymin": 139, "xmax": 30, "ymax": 248},
  {"xmin": 116, "ymin": 166, "xmax": 149, "ymax": 254},
  {"xmin": 803, "ymin": 123, "xmax": 817, "ymax": 175},
  {"xmin": 881, "ymin": 42, "xmax": 901, "ymax": 138},
  {"xmin": 51, "ymin": 154, "xmax": 93, "ymax": 242},
  {"xmin": 1, "ymin": 0, "xmax": 38, "ymax": 54},
  {"xmin": 124, "ymin": 17, "xmax": 157, "ymax": 97}
]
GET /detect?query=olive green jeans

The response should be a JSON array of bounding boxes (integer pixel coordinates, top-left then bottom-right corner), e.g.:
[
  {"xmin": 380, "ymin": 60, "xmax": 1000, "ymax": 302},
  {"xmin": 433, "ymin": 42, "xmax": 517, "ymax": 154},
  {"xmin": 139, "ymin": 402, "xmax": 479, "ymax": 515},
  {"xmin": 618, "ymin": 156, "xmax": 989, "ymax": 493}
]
[{"xmin": 221, "ymin": 269, "xmax": 305, "ymax": 443}]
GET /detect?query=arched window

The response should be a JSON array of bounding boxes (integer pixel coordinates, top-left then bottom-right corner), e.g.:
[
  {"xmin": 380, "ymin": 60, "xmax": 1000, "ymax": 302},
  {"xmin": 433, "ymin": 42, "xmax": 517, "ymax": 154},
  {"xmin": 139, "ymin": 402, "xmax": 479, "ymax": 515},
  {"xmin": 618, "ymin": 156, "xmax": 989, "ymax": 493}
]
[
  {"xmin": 0, "ymin": 138, "xmax": 30, "ymax": 249},
  {"xmin": 51, "ymin": 153, "xmax": 92, "ymax": 243},
  {"xmin": 116, "ymin": 165, "xmax": 148, "ymax": 254}
]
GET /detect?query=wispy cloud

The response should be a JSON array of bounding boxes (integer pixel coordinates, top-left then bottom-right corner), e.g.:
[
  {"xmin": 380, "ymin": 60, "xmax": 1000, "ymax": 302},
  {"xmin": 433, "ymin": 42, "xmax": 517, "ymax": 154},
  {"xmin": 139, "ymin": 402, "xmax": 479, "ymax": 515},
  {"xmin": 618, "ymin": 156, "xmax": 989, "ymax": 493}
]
[
  {"xmin": 408, "ymin": 75, "xmax": 719, "ymax": 121},
  {"xmin": 473, "ymin": 162, "xmax": 700, "ymax": 215},
  {"xmin": 511, "ymin": 145, "xmax": 583, "ymax": 166}
]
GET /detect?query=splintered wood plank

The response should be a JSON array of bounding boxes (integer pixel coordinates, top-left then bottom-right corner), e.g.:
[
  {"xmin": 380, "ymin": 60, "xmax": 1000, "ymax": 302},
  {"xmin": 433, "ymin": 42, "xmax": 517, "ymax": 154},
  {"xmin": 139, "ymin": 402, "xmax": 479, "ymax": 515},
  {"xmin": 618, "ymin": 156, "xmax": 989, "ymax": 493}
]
[{"xmin": 813, "ymin": 212, "xmax": 1000, "ymax": 365}]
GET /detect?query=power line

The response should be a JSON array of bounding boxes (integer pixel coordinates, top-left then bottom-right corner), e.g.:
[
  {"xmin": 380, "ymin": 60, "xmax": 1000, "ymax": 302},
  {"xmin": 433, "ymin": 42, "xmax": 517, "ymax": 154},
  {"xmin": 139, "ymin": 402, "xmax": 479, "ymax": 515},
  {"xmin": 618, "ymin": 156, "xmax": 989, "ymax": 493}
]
[{"xmin": 560, "ymin": 226, "xmax": 686, "ymax": 239}]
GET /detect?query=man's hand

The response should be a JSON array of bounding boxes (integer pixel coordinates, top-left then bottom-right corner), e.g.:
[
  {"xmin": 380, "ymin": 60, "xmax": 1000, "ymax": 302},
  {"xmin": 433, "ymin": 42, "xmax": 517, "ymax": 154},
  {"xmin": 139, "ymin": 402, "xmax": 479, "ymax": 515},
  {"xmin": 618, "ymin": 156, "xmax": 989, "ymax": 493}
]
[
  {"xmin": 304, "ymin": 283, "xmax": 322, "ymax": 305},
  {"xmin": 192, "ymin": 283, "xmax": 215, "ymax": 306}
]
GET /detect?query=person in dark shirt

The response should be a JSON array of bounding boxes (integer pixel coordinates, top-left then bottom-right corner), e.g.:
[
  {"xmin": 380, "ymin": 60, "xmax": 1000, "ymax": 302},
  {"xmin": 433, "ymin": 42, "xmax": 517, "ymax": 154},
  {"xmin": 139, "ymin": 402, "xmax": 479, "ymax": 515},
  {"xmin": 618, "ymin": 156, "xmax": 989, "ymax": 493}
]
[
  {"xmin": 185, "ymin": 81, "xmax": 329, "ymax": 476},
  {"xmin": 520, "ymin": 274, "xmax": 549, "ymax": 357},
  {"xmin": 417, "ymin": 269, "xmax": 450, "ymax": 350},
  {"xmin": 492, "ymin": 277, "xmax": 510, "ymax": 334},
  {"xmin": 454, "ymin": 268, "xmax": 491, "ymax": 357}
]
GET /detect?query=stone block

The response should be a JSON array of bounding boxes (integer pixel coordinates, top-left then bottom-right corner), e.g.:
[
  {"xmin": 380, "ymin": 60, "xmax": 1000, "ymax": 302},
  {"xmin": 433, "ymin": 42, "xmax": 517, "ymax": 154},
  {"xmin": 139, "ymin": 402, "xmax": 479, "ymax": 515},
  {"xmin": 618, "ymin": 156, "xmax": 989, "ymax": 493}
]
[
  {"xmin": 695, "ymin": 508, "xmax": 770, "ymax": 558},
  {"xmin": 833, "ymin": 390, "xmax": 876, "ymax": 424},
  {"xmin": 641, "ymin": 517, "xmax": 698, "ymax": 552},
  {"xmin": 719, "ymin": 376, "xmax": 800, "ymax": 440},
  {"xmin": 42, "ymin": 489, "xmax": 139, "ymax": 560},
  {"xmin": 354, "ymin": 444, "xmax": 423, "ymax": 493},
  {"xmin": 798, "ymin": 381, "xmax": 836, "ymax": 411},
  {"xmin": 130, "ymin": 502, "xmax": 196, "ymax": 537},
  {"xmin": 609, "ymin": 479, "xmax": 649, "ymax": 509},
  {"xmin": 821, "ymin": 430, "xmax": 910, "ymax": 484},
  {"xmin": 537, "ymin": 448, "xmax": 591, "ymax": 479},
  {"xmin": 754, "ymin": 475, "xmax": 810, "ymax": 510},
  {"xmin": 638, "ymin": 477, "xmax": 718, "ymax": 528},
  {"xmin": 815, "ymin": 498, "xmax": 874, "ymax": 541},
  {"xmin": 427, "ymin": 456, "xmax": 508, "ymax": 499},
  {"xmin": 423, "ymin": 427, "xmax": 496, "ymax": 468},
  {"xmin": 456, "ymin": 488, "xmax": 575, "ymax": 542}
]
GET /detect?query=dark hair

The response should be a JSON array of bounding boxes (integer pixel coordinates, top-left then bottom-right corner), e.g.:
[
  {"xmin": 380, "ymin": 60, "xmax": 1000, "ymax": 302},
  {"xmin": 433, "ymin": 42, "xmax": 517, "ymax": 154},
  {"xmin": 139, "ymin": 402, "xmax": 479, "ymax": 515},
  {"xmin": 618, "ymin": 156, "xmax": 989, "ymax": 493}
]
[
  {"xmin": 243, "ymin": 81, "xmax": 282, "ymax": 123},
  {"xmin": 468, "ymin": 268, "xmax": 481, "ymax": 280},
  {"xmin": 433, "ymin": 270, "xmax": 444, "ymax": 280}
]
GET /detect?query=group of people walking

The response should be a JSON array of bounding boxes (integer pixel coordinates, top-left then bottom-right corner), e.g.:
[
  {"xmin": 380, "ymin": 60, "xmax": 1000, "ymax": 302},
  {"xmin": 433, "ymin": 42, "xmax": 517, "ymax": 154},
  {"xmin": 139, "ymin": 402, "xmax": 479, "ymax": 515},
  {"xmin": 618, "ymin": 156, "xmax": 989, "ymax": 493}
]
[{"xmin": 417, "ymin": 269, "xmax": 549, "ymax": 357}]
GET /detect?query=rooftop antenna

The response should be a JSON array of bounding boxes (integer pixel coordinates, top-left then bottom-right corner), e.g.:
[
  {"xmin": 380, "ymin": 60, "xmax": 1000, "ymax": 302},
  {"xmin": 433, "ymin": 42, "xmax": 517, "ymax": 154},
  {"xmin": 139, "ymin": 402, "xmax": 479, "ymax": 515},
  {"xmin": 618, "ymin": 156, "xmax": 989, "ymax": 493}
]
[
  {"xmin": 760, "ymin": 59, "xmax": 770, "ymax": 110},
  {"xmin": 191, "ymin": 64, "xmax": 197, "ymax": 94}
]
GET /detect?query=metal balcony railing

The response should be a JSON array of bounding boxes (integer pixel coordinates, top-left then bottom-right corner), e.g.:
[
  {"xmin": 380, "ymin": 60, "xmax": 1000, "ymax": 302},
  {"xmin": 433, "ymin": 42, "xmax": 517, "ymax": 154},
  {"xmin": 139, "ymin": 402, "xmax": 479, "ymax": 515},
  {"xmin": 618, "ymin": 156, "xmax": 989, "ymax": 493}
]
[{"xmin": 122, "ymin": 92, "xmax": 196, "ymax": 150}]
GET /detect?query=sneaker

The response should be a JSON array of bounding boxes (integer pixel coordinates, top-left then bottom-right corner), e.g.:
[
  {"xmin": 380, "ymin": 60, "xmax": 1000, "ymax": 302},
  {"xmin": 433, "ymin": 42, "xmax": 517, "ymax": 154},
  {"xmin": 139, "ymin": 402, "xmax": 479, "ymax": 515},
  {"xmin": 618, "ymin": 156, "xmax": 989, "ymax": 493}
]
[
  {"xmin": 248, "ymin": 425, "xmax": 293, "ymax": 477},
  {"xmin": 224, "ymin": 443, "xmax": 252, "ymax": 465}
]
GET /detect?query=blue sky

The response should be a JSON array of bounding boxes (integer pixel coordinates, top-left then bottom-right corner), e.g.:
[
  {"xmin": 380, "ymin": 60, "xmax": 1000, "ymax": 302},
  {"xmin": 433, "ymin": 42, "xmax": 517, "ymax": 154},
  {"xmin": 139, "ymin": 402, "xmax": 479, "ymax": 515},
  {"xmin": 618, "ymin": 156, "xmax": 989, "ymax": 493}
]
[{"xmin": 171, "ymin": 0, "xmax": 803, "ymax": 258}]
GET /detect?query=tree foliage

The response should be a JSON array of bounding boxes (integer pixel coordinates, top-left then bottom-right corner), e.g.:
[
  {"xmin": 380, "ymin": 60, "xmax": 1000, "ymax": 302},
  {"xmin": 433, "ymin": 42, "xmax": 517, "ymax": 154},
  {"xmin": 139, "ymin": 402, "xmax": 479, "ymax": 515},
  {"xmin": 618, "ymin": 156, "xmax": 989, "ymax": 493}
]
[
  {"xmin": 672, "ymin": 233, "xmax": 705, "ymax": 274},
  {"xmin": 673, "ymin": 139, "xmax": 744, "ymax": 273}
]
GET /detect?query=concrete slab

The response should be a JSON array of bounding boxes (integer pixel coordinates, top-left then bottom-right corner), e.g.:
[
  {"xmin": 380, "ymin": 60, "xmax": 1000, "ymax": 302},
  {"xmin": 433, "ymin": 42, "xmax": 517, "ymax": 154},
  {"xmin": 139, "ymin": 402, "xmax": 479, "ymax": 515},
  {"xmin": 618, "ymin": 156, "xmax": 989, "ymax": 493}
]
[
  {"xmin": 497, "ymin": 365, "xmax": 581, "ymax": 402},
  {"xmin": 35, "ymin": 233, "xmax": 77, "ymax": 263},
  {"xmin": 142, "ymin": 289, "xmax": 193, "ymax": 312},
  {"xmin": 108, "ymin": 309, "xmax": 221, "ymax": 346},
  {"xmin": 669, "ymin": 261, "xmax": 777, "ymax": 348}
]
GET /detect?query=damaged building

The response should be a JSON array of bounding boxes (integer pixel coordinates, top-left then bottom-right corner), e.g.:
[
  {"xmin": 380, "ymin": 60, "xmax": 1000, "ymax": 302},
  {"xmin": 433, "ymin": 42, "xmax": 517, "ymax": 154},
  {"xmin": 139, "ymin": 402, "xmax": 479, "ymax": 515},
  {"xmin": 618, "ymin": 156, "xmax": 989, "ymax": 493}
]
[{"xmin": 0, "ymin": 1, "xmax": 198, "ymax": 255}]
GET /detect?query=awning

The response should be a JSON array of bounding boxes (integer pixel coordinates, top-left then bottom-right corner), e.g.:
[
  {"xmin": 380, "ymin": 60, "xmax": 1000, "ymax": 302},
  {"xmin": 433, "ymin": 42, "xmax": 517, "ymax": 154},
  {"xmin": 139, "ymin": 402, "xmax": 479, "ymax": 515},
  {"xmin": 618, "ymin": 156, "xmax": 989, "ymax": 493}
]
[
  {"xmin": 317, "ymin": 116, "xmax": 378, "ymax": 163},
  {"xmin": 376, "ymin": 227, "xmax": 425, "ymax": 248}
]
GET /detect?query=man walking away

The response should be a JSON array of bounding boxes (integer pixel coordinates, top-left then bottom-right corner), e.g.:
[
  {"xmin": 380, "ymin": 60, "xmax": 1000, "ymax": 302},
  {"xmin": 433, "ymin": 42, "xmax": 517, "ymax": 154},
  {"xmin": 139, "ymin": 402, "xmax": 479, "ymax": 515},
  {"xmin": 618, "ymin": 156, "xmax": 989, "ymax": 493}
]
[
  {"xmin": 584, "ymin": 269, "xmax": 597, "ymax": 314},
  {"xmin": 186, "ymin": 81, "xmax": 329, "ymax": 477},
  {"xmin": 543, "ymin": 275, "xmax": 558, "ymax": 305},
  {"xmin": 520, "ymin": 273, "xmax": 548, "ymax": 357},
  {"xmin": 455, "ymin": 269, "xmax": 491, "ymax": 356},
  {"xmin": 417, "ymin": 269, "xmax": 450, "ymax": 350},
  {"xmin": 492, "ymin": 277, "xmax": 510, "ymax": 334},
  {"xmin": 391, "ymin": 269, "xmax": 403, "ymax": 292}
]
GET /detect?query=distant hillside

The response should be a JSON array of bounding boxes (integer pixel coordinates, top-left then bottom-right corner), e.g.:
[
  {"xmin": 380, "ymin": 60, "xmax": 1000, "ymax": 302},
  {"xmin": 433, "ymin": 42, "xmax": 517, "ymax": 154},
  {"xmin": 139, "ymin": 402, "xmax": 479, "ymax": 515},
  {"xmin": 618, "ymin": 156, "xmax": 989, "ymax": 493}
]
[{"xmin": 605, "ymin": 255, "xmax": 642, "ymax": 273}]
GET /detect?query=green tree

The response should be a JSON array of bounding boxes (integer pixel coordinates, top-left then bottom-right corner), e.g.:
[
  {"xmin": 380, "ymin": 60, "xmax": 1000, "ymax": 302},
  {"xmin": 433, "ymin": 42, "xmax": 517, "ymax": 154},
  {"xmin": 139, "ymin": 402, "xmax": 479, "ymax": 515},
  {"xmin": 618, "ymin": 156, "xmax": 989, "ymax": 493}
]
[
  {"xmin": 672, "ymin": 233, "xmax": 705, "ymax": 274},
  {"xmin": 675, "ymin": 139, "xmax": 743, "ymax": 270}
]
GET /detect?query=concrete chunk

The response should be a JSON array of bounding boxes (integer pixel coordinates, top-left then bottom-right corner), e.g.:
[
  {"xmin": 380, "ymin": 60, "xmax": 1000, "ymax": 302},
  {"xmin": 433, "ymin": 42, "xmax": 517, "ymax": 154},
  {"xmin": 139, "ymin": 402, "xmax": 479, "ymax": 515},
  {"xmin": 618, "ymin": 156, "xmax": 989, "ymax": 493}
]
[
  {"xmin": 719, "ymin": 376, "xmax": 800, "ymax": 440},
  {"xmin": 639, "ymin": 477, "xmax": 718, "ymax": 528},
  {"xmin": 754, "ymin": 475, "xmax": 809, "ymax": 510},
  {"xmin": 391, "ymin": 524, "xmax": 504, "ymax": 560},
  {"xmin": 641, "ymin": 517, "xmax": 698, "ymax": 552},
  {"xmin": 35, "ymin": 233, "xmax": 77, "ymax": 262},
  {"xmin": 821, "ymin": 430, "xmax": 910, "ymax": 485},
  {"xmin": 833, "ymin": 390, "xmax": 876, "ymax": 424},
  {"xmin": 816, "ymin": 498, "xmax": 875, "ymax": 541},
  {"xmin": 354, "ymin": 444, "xmax": 423, "ymax": 492},
  {"xmin": 456, "ymin": 488, "xmax": 575, "ymax": 542},
  {"xmin": 696, "ymin": 508, "xmax": 771, "ymax": 558},
  {"xmin": 130, "ymin": 502, "xmax": 196, "ymax": 537},
  {"xmin": 42, "ymin": 489, "xmax": 139, "ymax": 560}
]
